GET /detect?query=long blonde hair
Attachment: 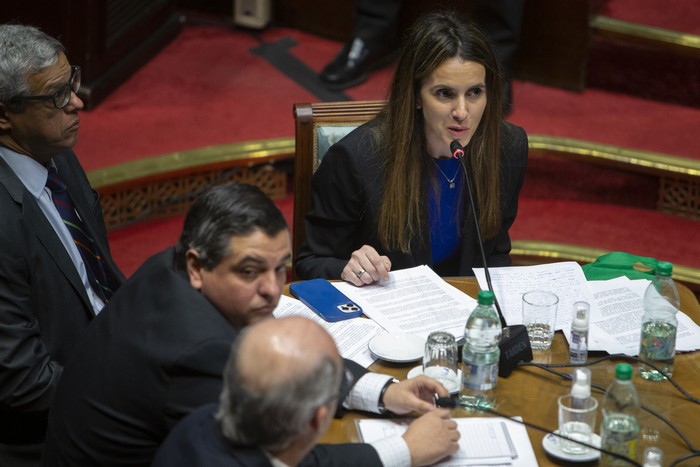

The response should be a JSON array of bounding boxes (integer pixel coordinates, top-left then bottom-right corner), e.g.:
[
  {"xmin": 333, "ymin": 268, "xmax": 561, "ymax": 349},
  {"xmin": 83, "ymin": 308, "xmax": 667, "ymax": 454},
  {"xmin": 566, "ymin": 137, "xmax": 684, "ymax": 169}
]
[{"xmin": 376, "ymin": 10, "xmax": 504, "ymax": 253}]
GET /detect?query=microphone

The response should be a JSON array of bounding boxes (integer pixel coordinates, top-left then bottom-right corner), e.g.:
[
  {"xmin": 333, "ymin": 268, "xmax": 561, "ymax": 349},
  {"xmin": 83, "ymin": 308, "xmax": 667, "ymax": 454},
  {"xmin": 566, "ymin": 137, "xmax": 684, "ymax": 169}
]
[
  {"xmin": 450, "ymin": 140, "xmax": 532, "ymax": 377},
  {"xmin": 450, "ymin": 141, "xmax": 464, "ymax": 159}
]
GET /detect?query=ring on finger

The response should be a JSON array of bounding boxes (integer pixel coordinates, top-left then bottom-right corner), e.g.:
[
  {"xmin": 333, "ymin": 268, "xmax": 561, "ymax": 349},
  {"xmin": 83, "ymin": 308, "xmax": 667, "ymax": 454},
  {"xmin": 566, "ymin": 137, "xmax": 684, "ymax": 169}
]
[{"xmin": 355, "ymin": 269, "xmax": 365, "ymax": 279}]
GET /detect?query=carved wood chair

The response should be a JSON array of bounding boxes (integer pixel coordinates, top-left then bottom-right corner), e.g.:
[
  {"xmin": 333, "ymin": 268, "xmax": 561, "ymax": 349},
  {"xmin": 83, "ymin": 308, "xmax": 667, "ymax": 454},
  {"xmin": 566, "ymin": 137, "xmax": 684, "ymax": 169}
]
[{"xmin": 292, "ymin": 100, "xmax": 385, "ymax": 279}]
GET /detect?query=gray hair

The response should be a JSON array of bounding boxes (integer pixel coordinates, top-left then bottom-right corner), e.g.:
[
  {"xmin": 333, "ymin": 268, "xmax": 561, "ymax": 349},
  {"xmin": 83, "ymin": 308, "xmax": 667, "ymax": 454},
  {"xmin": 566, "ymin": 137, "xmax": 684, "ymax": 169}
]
[
  {"xmin": 0, "ymin": 24, "xmax": 65, "ymax": 112},
  {"xmin": 216, "ymin": 331, "xmax": 342, "ymax": 451}
]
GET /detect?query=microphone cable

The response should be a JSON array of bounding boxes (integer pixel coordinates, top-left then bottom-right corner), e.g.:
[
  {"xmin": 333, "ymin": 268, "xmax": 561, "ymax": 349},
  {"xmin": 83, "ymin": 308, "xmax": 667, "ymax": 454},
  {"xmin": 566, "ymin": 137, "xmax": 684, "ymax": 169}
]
[
  {"xmin": 514, "ymin": 355, "xmax": 700, "ymax": 463},
  {"xmin": 519, "ymin": 353, "xmax": 700, "ymax": 405},
  {"xmin": 481, "ymin": 405, "xmax": 643, "ymax": 466}
]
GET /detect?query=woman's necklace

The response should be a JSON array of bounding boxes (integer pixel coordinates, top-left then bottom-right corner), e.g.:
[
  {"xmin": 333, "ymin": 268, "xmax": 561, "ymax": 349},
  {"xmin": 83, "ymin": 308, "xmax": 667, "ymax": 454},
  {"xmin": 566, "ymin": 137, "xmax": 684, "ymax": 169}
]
[{"xmin": 431, "ymin": 158, "xmax": 461, "ymax": 189}]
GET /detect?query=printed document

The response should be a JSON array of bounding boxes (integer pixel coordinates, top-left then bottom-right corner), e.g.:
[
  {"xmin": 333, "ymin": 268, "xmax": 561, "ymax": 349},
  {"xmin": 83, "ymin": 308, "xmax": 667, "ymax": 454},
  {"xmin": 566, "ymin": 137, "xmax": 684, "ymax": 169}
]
[
  {"xmin": 585, "ymin": 276, "xmax": 700, "ymax": 354},
  {"xmin": 273, "ymin": 295, "xmax": 383, "ymax": 367},
  {"xmin": 333, "ymin": 265, "xmax": 478, "ymax": 340},
  {"xmin": 357, "ymin": 416, "xmax": 537, "ymax": 466}
]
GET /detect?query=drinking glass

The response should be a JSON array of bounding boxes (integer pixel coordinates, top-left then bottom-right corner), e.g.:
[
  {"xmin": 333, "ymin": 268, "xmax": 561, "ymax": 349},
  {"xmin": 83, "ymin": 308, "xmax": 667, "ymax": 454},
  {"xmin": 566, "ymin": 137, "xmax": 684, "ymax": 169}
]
[
  {"xmin": 522, "ymin": 290, "xmax": 559, "ymax": 350},
  {"xmin": 423, "ymin": 331, "xmax": 459, "ymax": 393},
  {"xmin": 558, "ymin": 394, "xmax": 598, "ymax": 454}
]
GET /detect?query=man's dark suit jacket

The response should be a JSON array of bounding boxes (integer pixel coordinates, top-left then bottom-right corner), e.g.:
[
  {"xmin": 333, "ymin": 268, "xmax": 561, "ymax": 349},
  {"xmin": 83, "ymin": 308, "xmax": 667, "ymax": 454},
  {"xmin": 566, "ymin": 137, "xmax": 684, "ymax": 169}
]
[
  {"xmin": 0, "ymin": 150, "xmax": 124, "ymax": 445},
  {"xmin": 295, "ymin": 120, "xmax": 528, "ymax": 280},
  {"xmin": 42, "ymin": 248, "xmax": 380, "ymax": 467},
  {"xmin": 152, "ymin": 403, "xmax": 379, "ymax": 467}
]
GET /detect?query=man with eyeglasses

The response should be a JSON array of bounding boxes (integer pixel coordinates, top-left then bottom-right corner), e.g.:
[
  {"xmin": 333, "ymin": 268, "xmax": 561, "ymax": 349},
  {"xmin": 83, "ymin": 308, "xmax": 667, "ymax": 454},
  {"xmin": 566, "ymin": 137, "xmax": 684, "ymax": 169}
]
[{"xmin": 0, "ymin": 24, "xmax": 125, "ymax": 466}]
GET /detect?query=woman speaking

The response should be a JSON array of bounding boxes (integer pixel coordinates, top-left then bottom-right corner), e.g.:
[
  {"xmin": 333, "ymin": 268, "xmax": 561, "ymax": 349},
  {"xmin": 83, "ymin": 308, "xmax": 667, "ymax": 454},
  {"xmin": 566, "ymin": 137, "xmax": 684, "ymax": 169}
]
[{"xmin": 295, "ymin": 10, "xmax": 528, "ymax": 286}]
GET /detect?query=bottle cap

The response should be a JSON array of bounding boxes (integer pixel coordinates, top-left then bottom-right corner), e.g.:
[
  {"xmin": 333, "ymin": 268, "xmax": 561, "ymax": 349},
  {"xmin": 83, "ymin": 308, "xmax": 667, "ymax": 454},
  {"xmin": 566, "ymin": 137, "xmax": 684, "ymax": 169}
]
[
  {"xmin": 615, "ymin": 363, "xmax": 633, "ymax": 381},
  {"xmin": 571, "ymin": 301, "xmax": 590, "ymax": 331},
  {"xmin": 656, "ymin": 261, "xmax": 673, "ymax": 277},
  {"xmin": 643, "ymin": 447, "xmax": 663, "ymax": 467},
  {"xmin": 477, "ymin": 290, "xmax": 494, "ymax": 305},
  {"xmin": 571, "ymin": 367, "xmax": 591, "ymax": 398}
]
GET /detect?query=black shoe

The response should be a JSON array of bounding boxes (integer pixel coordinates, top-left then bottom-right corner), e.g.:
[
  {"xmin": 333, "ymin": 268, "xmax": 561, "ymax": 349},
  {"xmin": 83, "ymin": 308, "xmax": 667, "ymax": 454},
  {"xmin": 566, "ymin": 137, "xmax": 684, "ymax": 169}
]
[{"xmin": 319, "ymin": 37, "xmax": 395, "ymax": 90}]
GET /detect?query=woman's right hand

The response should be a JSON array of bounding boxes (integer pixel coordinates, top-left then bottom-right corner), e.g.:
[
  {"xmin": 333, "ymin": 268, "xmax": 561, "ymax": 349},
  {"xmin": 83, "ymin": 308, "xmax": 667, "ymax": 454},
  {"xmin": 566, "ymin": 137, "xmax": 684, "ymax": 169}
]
[{"xmin": 341, "ymin": 245, "xmax": 391, "ymax": 286}]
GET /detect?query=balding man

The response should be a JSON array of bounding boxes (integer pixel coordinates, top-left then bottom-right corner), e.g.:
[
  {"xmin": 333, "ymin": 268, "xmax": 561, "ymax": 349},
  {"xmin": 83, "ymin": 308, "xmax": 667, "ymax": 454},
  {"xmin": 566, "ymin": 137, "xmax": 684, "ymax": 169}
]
[{"xmin": 152, "ymin": 316, "xmax": 350, "ymax": 466}]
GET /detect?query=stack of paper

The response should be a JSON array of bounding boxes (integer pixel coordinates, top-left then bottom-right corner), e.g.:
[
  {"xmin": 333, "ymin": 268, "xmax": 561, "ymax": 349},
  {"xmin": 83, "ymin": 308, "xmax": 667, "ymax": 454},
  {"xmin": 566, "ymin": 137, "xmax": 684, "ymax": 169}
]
[
  {"xmin": 334, "ymin": 265, "xmax": 477, "ymax": 341},
  {"xmin": 357, "ymin": 416, "xmax": 538, "ymax": 466},
  {"xmin": 473, "ymin": 262, "xmax": 700, "ymax": 355},
  {"xmin": 585, "ymin": 276, "xmax": 700, "ymax": 354},
  {"xmin": 275, "ymin": 262, "xmax": 700, "ymax": 368},
  {"xmin": 274, "ymin": 295, "xmax": 384, "ymax": 368},
  {"xmin": 274, "ymin": 265, "xmax": 478, "ymax": 368}
]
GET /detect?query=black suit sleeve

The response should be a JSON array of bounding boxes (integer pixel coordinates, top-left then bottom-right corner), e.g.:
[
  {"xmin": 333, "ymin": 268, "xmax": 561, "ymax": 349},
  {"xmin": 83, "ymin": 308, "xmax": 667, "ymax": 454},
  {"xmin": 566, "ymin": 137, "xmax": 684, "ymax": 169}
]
[
  {"xmin": 300, "ymin": 443, "xmax": 382, "ymax": 467},
  {"xmin": 335, "ymin": 358, "xmax": 368, "ymax": 418},
  {"xmin": 164, "ymin": 338, "xmax": 234, "ymax": 431},
  {"xmin": 295, "ymin": 124, "xmax": 380, "ymax": 280},
  {"xmin": 0, "ymin": 224, "xmax": 63, "ymax": 414},
  {"xmin": 0, "ymin": 225, "xmax": 59, "ymax": 442}
]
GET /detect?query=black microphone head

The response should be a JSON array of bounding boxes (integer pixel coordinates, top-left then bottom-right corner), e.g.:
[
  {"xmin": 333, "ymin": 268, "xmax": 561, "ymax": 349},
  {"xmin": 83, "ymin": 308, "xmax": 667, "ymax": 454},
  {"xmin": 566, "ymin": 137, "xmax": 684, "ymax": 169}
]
[{"xmin": 450, "ymin": 140, "xmax": 465, "ymax": 159}]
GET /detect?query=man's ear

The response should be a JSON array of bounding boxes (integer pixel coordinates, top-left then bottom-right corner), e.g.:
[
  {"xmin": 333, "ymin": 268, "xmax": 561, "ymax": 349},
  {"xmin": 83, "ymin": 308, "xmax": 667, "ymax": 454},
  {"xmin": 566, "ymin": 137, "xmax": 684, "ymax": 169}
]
[
  {"xmin": 0, "ymin": 102, "xmax": 12, "ymax": 130},
  {"xmin": 185, "ymin": 249, "xmax": 204, "ymax": 290},
  {"xmin": 310, "ymin": 405, "xmax": 332, "ymax": 435}
]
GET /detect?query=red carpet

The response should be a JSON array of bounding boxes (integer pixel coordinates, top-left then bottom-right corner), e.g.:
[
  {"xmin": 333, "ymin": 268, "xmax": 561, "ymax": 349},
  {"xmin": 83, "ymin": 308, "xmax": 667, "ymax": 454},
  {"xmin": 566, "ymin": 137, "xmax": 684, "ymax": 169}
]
[
  {"xmin": 77, "ymin": 25, "xmax": 700, "ymax": 173},
  {"xmin": 511, "ymin": 199, "xmax": 700, "ymax": 266},
  {"xmin": 90, "ymin": 16, "xmax": 700, "ymax": 277},
  {"xmin": 108, "ymin": 197, "xmax": 295, "ymax": 276}
]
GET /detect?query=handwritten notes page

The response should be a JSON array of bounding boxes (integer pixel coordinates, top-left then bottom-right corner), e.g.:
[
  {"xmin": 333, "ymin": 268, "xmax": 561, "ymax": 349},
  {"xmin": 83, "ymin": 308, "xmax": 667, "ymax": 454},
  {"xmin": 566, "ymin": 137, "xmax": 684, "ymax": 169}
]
[
  {"xmin": 357, "ymin": 416, "xmax": 537, "ymax": 466},
  {"xmin": 334, "ymin": 265, "xmax": 478, "ymax": 340},
  {"xmin": 474, "ymin": 262, "xmax": 595, "ymax": 331},
  {"xmin": 273, "ymin": 295, "xmax": 384, "ymax": 368}
]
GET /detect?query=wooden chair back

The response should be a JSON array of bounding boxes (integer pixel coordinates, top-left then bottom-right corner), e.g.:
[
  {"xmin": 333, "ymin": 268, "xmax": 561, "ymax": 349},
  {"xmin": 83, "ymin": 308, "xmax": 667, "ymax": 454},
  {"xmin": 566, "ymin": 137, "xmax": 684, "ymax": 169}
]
[{"xmin": 292, "ymin": 100, "xmax": 385, "ymax": 279}]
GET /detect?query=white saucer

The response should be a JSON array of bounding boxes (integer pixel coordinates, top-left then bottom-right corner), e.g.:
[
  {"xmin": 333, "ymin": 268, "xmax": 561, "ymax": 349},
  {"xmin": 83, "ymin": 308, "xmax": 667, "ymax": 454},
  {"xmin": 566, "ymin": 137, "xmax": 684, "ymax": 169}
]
[
  {"xmin": 542, "ymin": 431, "xmax": 601, "ymax": 462},
  {"xmin": 368, "ymin": 333, "xmax": 425, "ymax": 363},
  {"xmin": 407, "ymin": 365, "xmax": 461, "ymax": 394}
]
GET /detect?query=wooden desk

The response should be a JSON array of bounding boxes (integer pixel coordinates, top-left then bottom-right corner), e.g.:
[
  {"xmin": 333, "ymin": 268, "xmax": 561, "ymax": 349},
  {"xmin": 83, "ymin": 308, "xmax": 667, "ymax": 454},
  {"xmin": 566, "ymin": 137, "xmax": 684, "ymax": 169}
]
[{"xmin": 312, "ymin": 278, "xmax": 700, "ymax": 466}]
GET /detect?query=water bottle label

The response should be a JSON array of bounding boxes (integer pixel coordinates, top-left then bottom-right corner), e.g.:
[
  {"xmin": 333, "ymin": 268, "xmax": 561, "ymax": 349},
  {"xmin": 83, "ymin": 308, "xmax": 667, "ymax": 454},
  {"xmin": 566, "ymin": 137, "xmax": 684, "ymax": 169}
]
[
  {"xmin": 640, "ymin": 321, "xmax": 677, "ymax": 360},
  {"xmin": 602, "ymin": 438, "xmax": 637, "ymax": 464},
  {"xmin": 463, "ymin": 363, "xmax": 498, "ymax": 391}
]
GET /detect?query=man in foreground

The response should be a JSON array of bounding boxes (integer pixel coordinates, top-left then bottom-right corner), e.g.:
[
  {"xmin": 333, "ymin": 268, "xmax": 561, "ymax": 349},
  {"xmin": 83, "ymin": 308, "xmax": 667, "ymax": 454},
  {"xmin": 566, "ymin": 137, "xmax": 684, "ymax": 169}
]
[
  {"xmin": 0, "ymin": 24, "xmax": 124, "ymax": 465},
  {"xmin": 43, "ymin": 183, "xmax": 459, "ymax": 466},
  {"xmin": 154, "ymin": 316, "xmax": 457, "ymax": 466}
]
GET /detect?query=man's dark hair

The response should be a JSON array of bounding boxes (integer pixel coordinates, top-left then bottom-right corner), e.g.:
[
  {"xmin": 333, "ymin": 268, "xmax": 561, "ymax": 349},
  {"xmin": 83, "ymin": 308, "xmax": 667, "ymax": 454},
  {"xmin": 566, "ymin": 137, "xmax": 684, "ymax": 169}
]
[{"xmin": 175, "ymin": 183, "xmax": 288, "ymax": 270}]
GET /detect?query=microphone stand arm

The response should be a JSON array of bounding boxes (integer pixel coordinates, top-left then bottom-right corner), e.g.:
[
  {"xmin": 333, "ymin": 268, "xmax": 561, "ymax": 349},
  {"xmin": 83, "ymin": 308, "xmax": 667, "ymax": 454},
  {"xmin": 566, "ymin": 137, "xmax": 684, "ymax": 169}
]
[
  {"xmin": 451, "ymin": 140, "xmax": 533, "ymax": 377},
  {"xmin": 453, "ymin": 148, "xmax": 507, "ymax": 328}
]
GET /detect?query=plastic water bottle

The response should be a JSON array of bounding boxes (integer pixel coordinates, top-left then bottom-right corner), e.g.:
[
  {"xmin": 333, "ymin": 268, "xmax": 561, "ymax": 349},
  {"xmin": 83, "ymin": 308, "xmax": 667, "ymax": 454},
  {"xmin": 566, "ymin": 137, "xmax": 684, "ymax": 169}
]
[
  {"xmin": 600, "ymin": 363, "xmax": 641, "ymax": 465},
  {"xmin": 459, "ymin": 290, "xmax": 502, "ymax": 409},
  {"xmin": 639, "ymin": 261, "xmax": 679, "ymax": 380}
]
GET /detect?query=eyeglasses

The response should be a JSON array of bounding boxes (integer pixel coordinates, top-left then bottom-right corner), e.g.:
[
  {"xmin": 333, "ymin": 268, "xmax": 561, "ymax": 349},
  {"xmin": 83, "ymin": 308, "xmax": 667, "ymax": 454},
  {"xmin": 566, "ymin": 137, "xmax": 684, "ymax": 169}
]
[{"xmin": 10, "ymin": 65, "xmax": 81, "ymax": 109}]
